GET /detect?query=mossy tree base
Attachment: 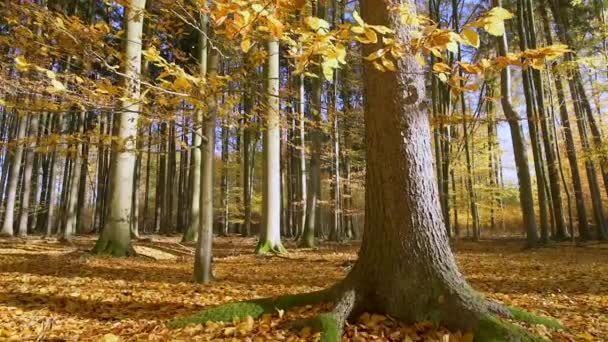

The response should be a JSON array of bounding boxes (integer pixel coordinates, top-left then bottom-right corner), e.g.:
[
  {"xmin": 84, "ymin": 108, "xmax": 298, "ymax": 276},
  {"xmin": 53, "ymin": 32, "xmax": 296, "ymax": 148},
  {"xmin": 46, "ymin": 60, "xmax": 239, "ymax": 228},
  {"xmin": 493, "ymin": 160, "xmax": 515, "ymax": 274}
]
[
  {"xmin": 169, "ymin": 286, "xmax": 563, "ymax": 342},
  {"xmin": 254, "ymin": 239, "xmax": 287, "ymax": 254},
  {"xmin": 181, "ymin": 228, "xmax": 197, "ymax": 243},
  {"xmin": 92, "ymin": 239, "xmax": 135, "ymax": 257}
]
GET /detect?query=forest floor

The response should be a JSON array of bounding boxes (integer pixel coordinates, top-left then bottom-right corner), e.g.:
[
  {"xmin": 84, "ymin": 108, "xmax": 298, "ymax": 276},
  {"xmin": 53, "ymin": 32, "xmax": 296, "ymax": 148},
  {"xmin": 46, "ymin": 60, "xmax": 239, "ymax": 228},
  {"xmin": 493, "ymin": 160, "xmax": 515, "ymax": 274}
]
[{"xmin": 0, "ymin": 236, "xmax": 606, "ymax": 341}]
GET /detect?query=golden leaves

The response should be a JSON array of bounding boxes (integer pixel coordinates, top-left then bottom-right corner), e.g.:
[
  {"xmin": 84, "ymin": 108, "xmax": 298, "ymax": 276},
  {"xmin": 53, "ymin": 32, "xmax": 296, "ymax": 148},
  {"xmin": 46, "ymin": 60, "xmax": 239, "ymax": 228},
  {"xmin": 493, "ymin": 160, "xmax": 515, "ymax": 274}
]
[
  {"xmin": 461, "ymin": 27, "xmax": 480, "ymax": 48},
  {"xmin": 468, "ymin": 6, "xmax": 515, "ymax": 36}
]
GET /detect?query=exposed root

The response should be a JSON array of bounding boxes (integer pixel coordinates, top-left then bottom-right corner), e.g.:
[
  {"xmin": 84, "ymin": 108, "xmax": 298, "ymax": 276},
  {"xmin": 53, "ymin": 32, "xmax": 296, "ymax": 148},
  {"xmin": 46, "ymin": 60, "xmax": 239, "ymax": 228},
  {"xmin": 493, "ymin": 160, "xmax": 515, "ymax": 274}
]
[
  {"xmin": 291, "ymin": 287, "xmax": 358, "ymax": 342},
  {"xmin": 255, "ymin": 239, "xmax": 287, "ymax": 255},
  {"xmin": 168, "ymin": 290, "xmax": 330, "ymax": 328},
  {"xmin": 475, "ymin": 315, "xmax": 549, "ymax": 342},
  {"xmin": 506, "ymin": 306, "xmax": 563, "ymax": 330},
  {"xmin": 91, "ymin": 239, "xmax": 135, "ymax": 257},
  {"xmin": 485, "ymin": 299, "xmax": 511, "ymax": 317}
]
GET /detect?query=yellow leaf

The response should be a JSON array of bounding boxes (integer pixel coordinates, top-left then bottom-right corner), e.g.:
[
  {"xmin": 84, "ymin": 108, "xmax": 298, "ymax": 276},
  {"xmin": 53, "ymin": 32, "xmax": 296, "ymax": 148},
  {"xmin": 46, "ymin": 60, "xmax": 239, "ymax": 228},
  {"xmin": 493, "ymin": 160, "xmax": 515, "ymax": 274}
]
[
  {"xmin": 415, "ymin": 53, "xmax": 426, "ymax": 66},
  {"xmin": 48, "ymin": 79, "xmax": 66, "ymax": 93},
  {"xmin": 240, "ymin": 39, "xmax": 252, "ymax": 53},
  {"xmin": 364, "ymin": 48, "xmax": 387, "ymax": 61},
  {"xmin": 484, "ymin": 18, "xmax": 506, "ymax": 36},
  {"xmin": 46, "ymin": 70, "xmax": 56, "ymax": 79},
  {"xmin": 576, "ymin": 332, "xmax": 595, "ymax": 341},
  {"xmin": 381, "ymin": 57, "xmax": 396, "ymax": 71},
  {"xmin": 14, "ymin": 56, "xmax": 29, "ymax": 71},
  {"xmin": 322, "ymin": 63, "xmax": 334, "ymax": 81},
  {"xmin": 489, "ymin": 6, "xmax": 515, "ymax": 20},
  {"xmin": 462, "ymin": 27, "xmax": 480, "ymax": 48},
  {"xmin": 352, "ymin": 11, "xmax": 365, "ymax": 27},
  {"xmin": 97, "ymin": 334, "xmax": 120, "ymax": 342},
  {"xmin": 432, "ymin": 62, "xmax": 451, "ymax": 73},
  {"xmin": 304, "ymin": 16, "xmax": 330, "ymax": 31}
]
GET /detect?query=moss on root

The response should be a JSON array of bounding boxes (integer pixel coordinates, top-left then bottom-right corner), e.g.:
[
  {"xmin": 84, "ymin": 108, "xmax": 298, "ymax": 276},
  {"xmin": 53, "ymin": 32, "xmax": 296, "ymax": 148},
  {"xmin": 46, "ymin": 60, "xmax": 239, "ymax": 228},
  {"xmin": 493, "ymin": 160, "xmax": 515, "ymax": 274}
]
[
  {"xmin": 475, "ymin": 315, "xmax": 549, "ymax": 342},
  {"xmin": 168, "ymin": 290, "xmax": 329, "ymax": 328},
  {"xmin": 507, "ymin": 306, "xmax": 563, "ymax": 330},
  {"xmin": 254, "ymin": 239, "xmax": 287, "ymax": 254},
  {"xmin": 92, "ymin": 239, "xmax": 134, "ymax": 257}
]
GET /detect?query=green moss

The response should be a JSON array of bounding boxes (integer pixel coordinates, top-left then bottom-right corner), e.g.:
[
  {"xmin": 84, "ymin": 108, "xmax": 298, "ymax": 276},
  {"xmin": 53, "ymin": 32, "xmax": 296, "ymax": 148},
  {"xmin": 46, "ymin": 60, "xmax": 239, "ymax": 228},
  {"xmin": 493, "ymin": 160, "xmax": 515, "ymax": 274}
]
[
  {"xmin": 475, "ymin": 315, "xmax": 549, "ymax": 342},
  {"xmin": 311, "ymin": 313, "xmax": 340, "ymax": 342},
  {"xmin": 507, "ymin": 306, "xmax": 563, "ymax": 330},
  {"xmin": 182, "ymin": 228, "xmax": 197, "ymax": 243},
  {"xmin": 255, "ymin": 239, "xmax": 287, "ymax": 254},
  {"xmin": 169, "ymin": 290, "xmax": 329, "ymax": 328},
  {"xmin": 168, "ymin": 298, "xmax": 274, "ymax": 328},
  {"xmin": 275, "ymin": 290, "xmax": 328, "ymax": 309},
  {"xmin": 92, "ymin": 239, "xmax": 133, "ymax": 257},
  {"xmin": 298, "ymin": 231, "xmax": 316, "ymax": 248}
]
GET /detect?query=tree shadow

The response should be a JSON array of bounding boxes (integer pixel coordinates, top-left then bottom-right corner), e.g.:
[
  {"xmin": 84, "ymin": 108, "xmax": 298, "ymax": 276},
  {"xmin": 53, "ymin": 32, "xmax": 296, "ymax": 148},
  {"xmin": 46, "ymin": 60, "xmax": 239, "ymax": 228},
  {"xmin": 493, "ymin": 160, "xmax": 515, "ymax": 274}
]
[
  {"xmin": 0, "ymin": 253, "xmax": 193, "ymax": 284},
  {"xmin": 1, "ymin": 291, "xmax": 203, "ymax": 321}
]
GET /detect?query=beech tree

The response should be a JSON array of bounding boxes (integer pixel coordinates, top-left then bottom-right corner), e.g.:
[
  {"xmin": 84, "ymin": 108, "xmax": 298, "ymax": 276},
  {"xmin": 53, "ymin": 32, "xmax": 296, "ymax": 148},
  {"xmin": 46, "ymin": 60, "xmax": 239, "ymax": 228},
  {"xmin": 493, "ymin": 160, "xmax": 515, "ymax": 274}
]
[
  {"xmin": 256, "ymin": 35, "xmax": 286, "ymax": 254},
  {"xmin": 92, "ymin": 0, "xmax": 146, "ymax": 256}
]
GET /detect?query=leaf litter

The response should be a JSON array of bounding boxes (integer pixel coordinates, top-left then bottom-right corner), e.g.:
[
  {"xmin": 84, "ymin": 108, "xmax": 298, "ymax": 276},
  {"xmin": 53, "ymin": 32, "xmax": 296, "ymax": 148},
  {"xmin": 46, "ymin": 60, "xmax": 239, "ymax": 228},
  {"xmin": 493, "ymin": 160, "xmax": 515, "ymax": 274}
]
[{"xmin": 0, "ymin": 236, "xmax": 606, "ymax": 341}]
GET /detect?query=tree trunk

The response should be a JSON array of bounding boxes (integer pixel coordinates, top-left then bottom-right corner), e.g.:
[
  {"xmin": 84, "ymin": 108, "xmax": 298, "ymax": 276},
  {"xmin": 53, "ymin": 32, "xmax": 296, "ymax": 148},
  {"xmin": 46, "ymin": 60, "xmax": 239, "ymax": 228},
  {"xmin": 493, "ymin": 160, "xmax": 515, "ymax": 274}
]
[
  {"xmin": 194, "ymin": 41, "xmax": 218, "ymax": 283},
  {"xmin": 494, "ymin": 1, "xmax": 539, "ymax": 246},
  {"xmin": 329, "ymin": 0, "xmax": 504, "ymax": 332},
  {"xmin": 18, "ymin": 114, "xmax": 39, "ymax": 236},
  {"xmin": 93, "ymin": 0, "xmax": 146, "ymax": 256},
  {"xmin": 184, "ymin": 15, "xmax": 207, "ymax": 242},
  {"xmin": 256, "ymin": 36, "xmax": 285, "ymax": 254},
  {"xmin": 0, "ymin": 114, "xmax": 28, "ymax": 237}
]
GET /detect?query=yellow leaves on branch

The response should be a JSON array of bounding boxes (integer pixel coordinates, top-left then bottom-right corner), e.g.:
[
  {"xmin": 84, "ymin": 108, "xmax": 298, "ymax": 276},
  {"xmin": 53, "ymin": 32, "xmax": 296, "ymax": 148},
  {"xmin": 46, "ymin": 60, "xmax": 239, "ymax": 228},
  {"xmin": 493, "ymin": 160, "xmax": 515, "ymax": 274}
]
[{"xmin": 468, "ymin": 6, "xmax": 515, "ymax": 37}]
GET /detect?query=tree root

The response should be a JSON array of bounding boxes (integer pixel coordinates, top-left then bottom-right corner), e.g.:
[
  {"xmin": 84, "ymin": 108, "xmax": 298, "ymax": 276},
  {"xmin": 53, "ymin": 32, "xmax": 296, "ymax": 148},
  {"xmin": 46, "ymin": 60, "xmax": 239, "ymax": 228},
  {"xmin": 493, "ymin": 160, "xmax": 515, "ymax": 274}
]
[
  {"xmin": 169, "ymin": 284, "xmax": 563, "ymax": 342},
  {"xmin": 475, "ymin": 315, "xmax": 549, "ymax": 342},
  {"xmin": 254, "ymin": 239, "xmax": 287, "ymax": 254},
  {"xmin": 91, "ymin": 239, "xmax": 135, "ymax": 257},
  {"xmin": 168, "ymin": 289, "xmax": 330, "ymax": 328}
]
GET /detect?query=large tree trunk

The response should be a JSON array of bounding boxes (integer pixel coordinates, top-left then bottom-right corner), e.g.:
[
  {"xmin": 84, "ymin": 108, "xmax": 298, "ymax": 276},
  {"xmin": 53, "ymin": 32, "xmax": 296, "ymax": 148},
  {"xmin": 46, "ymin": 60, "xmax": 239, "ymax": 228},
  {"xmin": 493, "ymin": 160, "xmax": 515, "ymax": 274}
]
[
  {"xmin": 320, "ymin": 0, "xmax": 500, "ymax": 331},
  {"xmin": 256, "ymin": 36, "xmax": 285, "ymax": 254},
  {"xmin": 93, "ymin": 0, "xmax": 146, "ymax": 256}
]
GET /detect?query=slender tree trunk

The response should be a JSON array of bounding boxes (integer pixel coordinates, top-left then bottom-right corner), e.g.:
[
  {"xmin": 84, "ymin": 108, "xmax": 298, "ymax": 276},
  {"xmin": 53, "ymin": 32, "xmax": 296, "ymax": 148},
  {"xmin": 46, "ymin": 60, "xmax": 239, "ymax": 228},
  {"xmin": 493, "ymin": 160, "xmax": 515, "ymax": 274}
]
[
  {"xmin": 494, "ymin": 2, "xmax": 539, "ymax": 246},
  {"xmin": 0, "ymin": 114, "xmax": 28, "ymax": 237},
  {"xmin": 18, "ymin": 114, "xmax": 39, "ymax": 236},
  {"xmin": 220, "ymin": 119, "xmax": 229, "ymax": 236},
  {"xmin": 184, "ymin": 17, "xmax": 207, "ymax": 242},
  {"xmin": 256, "ymin": 36, "xmax": 285, "ymax": 254},
  {"xmin": 93, "ymin": 0, "xmax": 146, "ymax": 256},
  {"xmin": 194, "ymin": 40, "xmax": 219, "ymax": 283},
  {"xmin": 62, "ymin": 113, "xmax": 85, "ymax": 242}
]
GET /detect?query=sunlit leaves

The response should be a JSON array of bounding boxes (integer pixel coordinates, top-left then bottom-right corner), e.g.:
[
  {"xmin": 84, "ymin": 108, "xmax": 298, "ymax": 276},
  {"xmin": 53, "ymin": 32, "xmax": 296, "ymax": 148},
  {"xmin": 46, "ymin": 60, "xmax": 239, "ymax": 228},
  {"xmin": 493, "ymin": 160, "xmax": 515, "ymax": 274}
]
[
  {"xmin": 461, "ymin": 27, "xmax": 480, "ymax": 48},
  {"xmin": 468, "ymin": 6, "xmax": 515, "ymax": 36}
]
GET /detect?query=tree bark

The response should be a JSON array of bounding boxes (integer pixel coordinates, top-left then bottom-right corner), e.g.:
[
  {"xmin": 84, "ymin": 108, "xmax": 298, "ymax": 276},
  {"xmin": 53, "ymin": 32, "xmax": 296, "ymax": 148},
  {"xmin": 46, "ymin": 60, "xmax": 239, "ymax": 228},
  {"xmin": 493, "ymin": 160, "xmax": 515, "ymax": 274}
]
[
  {"xmin": 194, "ymin": 42, "xmax": 219, "ymax": 283},
  {"xmin": 256, "ymin": 36, "xmax": 285, "ymax": 254},
  {"xmin": 93, "ymin": 0, "xmax": 146, "ymax": 256},
  {"xmin": 0, "ymin": 114, "xmax": 28, "ymax": 237}
]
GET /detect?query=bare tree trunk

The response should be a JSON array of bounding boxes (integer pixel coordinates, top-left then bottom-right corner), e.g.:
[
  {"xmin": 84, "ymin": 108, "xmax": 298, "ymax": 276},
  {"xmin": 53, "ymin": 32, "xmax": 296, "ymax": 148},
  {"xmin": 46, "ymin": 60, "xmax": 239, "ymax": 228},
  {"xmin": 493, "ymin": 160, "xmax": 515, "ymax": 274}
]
[
  {"xmin": 194, "ymin": 39, "xmax": 218, "ymax": 283},
  {"xmin": 494, "ymin": 0, "xmax": 539, "ymax": 246},
  {"xmin": 17, "ymin": 114, "xmax": 39, "ymax": 236},
  {"xmin": 0, "ymin": 114, "xmax": 28, "ymax": 237},
  {"xmin": 256, "ymin": 36, "xmax": 285, "ymax": 254},
  {"xmin": 220, "ymin": 119, "xmax": 229, "ymax": 236},
  {"xmin": 93, "ymin": 0, "xmax": 146, "ymax": 256},
  {"xmin": 62, "ymin": 113, "xmax": 85, "ymax": 242}
]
